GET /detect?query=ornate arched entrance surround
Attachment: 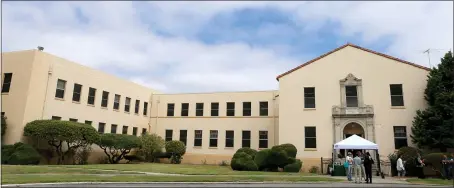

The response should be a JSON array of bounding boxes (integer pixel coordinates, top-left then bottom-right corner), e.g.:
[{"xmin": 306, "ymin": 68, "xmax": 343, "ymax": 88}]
[{"xmin": 343, "ymin": 122, "xmax": 365, "ymax": 139}]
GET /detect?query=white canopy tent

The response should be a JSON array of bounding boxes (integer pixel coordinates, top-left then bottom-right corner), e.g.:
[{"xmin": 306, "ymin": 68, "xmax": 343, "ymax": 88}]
[{"xmin": 334, "ymin": 134, "xmax": 379, "ymax": 150}]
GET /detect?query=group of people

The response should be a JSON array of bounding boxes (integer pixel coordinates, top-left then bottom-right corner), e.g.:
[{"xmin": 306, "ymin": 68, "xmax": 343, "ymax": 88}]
[
  {"xmin": 396, "ymin": 152, "xmax": 454, "ymax": 180},
  {"xmin": 442, "ymin": 154, "xmax": 454, "ymax": 180},
  {"xmin": 344, "ymin": 151, "xmax": 374, "ymax": 184}
]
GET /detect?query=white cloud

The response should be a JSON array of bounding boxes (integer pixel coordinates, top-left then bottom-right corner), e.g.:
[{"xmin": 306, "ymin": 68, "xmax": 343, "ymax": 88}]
[{"xmin": 2, "ymin": 1, "xmax": 453, "ymax": 93}]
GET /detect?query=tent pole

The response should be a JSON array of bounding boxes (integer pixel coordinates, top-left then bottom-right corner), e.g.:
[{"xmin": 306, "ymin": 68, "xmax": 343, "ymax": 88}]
[{"xmin": 376, "ymin": 150, "xmax": 384, "ymax": 179}]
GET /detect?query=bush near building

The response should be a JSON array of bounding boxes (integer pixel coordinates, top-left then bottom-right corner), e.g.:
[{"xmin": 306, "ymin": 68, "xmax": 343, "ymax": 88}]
[
  {"xmin": 97, "ymin": 133, "xmax": 141, "ymax": 164},
  {"xmin": 231, "ymin": 144, "xmax": 301, "ymax": 172},
  {"xmin": 137, "ymin": 133, "xmax": 165, "ymax": 162},
  {"xmin": 1, "ymin": 114, "xmax": 6, "ymax": 137},
  {"xmin": 165, "ymin": 140, "xmax": 186, "ymax": 164},
  {"xmin": 1, "ymin": 142, "xmax": 41, "ymax": 165}
]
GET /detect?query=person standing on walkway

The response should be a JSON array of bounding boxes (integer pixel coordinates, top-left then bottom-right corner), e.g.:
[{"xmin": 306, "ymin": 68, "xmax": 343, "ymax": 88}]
[
  {"xmin": 396, "ymin": 154, "xmax": 405, "ymax": 180},
  {"xmin": 345, "ymin": 152, "xmax": 353, "ymax": 181},
  {"xmin": 353, "ymin": 151, "xmax": 363, "ymax": 183},
  {"xmin": 415, "ymin": 153, "xmax": 425, "ymax": 179},
  {"xmin": 363, "ymin": 152, "xmax": 374, "ymax": 183}
]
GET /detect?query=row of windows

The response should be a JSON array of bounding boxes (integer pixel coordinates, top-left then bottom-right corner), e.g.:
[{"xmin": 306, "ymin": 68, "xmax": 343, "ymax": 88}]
[
  {"xmin": 303, "ymin": 84, "xmax": 405, "ymax": 108},
  {"xmin": 55, "ymin": 79, "xmax": 149, "ymax": 116},
  {"xmin": 51, "ymin": 116, "xmax": 147, "ymax": 136},
  {"xmin": 166, "ymin": 101, "xmax": 269, "ymax": 117},
  {"xmin": 165, "ymin": 129, "xmax": 269, "ymax": 149}
]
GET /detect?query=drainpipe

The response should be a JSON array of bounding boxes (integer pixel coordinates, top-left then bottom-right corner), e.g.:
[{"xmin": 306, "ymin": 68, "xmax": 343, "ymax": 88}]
[
  {"xmin": 154, "ymin": 96, "xmax": 160, "ymax": 134},
  {"xmin": 41, "ymin": 60, "xmax": 53, "ymax": 119},
  {"xmin": 272, "ymin": 93, "xmax": 279, "ymax": 146}
]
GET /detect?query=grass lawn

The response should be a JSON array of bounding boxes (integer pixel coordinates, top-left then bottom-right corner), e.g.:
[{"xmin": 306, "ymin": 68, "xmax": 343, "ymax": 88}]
[
  {"xmin": 406, "ymin": 178, "xmax": 453, "ymax": 186},
  {"xmin": 58, "ymin": 163, "xmax": 314, "ymax": 176},
  {"xmin": 1, "ymin": 174, "xmax": 340, "ymax": 184},
  {"xmin": 1, "ymin": 165, "xmax": 141, "ymax": 175}
]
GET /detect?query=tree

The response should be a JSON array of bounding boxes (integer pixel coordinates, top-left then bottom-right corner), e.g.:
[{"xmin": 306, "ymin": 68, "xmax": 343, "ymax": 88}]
[
  {"xmin": 1, "ymin": 114, "xmax": 6, "ymax": 137},
  {"xmin": 24, "ymin": 120, "xmax": 100, "ymax": 164},
  {"xmin": 138, "ymin": 133, "xmax": 165, "ymax": 162},
  {"xmin": 165, "ymin": 140, "xmax": 186, "ymax": 164},
  {"xmin": 97, "ymin": 133, "xmax": 141, "ymax": 164},
  {"xmin": 411, "ymin": 51, "xmax": 454, "ymax": 152}
]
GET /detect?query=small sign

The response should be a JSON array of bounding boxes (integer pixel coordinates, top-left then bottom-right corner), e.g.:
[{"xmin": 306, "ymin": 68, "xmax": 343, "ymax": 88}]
[{"xmin": 345, "ymin": 108, "xmax": 359, "ymax": 114}]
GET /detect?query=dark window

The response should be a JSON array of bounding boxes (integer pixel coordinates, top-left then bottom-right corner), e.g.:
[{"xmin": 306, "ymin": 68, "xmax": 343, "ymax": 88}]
[
  {"xmin": 142, "ymin": 128, "xmax": 147, "ymax": 135},
  {"xmin": 122, "ymin": 126, "xmax": 128, "ymax": 134},
  {"xmin": 225, "ymin": 130, "xmax": 234, "ymax": 148},
  {"xmin": 259, "ymin": 131, "xmax": 268, "ymax": 148},
  {"xmin": 259, "ymin": 101, "xmax": 268, "ymax": 116},
  {"xmin": 181, "ymin": 103, "xmax": 189, "ymax": 116},
  {"xmin": 194, "ymin": 130, "xmax": 202, "ymax": 147},
  {"xmin": 135, "ymin": 100, "xmax": 140, "ymax": 114},
  {"xmin": 125, "ymin": 97, "xmax": 131, "ymax": 112},
  {"xmin": 51, "ymin": 116, "xmax": 61, "ymax": 120},
  {"xmin": 101, "ymin": 91, "xmax": 109, "ymax": 107},
  {"xmin": 180, "ymin": 130, "xmax": 187, "ymax": 146},
  {"xmin": 111, "ymin": 124, "xmax": 117, "ymax": 134},
  {"xmin": 167, "ymin": 103, "xmax": 175, "ymax": 116},
  {"xmin": 143, "ymin": 102, "xmax": 148, "ymax": 116},
  {"xmin": 211, "ymin": 103, "xmax": 219, "ymax": 116},
  {"xmin": 114, "ymin": 94, "xmax": 121, "ymax": 110},
  {"xmin": 55, "ymin": 79, "xmax": 66, "ymax": 99},
  {"xmin": 98, "ymin": 123, "xmax": 105, "ymax": 133},
  {"xmin": 305, "ymin": 127, "xmax": 317, "ymax": 148},
  {"xmin": 210, "ymin": 130, "xmax": 218, "ymax": 147},
  {"xmin": 304, "ymin": 87, "xmax": 316, "ymax": 108},
  {"xmin": 226, "ymin": 102, "xmax": 235, "ymax": 116},
  {"xmin": 84, "ymin": 121, "xmax": 92, "ymax": 125},
  {"xmin": 345, "ymin": 86, "xmax": 358, "ymax": 107},
  {"xmin": 72, "ymin": 83, "xmax": 82, "ymax": 102},
  {"xmin": 69, "ymin": 118, "xmax": 78, "ymax": 122},
  {"xmin": 1, "ymin": 112, "xmax": 5, "ymax": 117},
  {"xmin": 242, "ymin": 102, "xmax": 251, "ymax": 116},
  {"xmin": 196, "ymin": 103, "xmax": 204, "ymax": 116},
  {"xmin": 1, "ymin": 73, "xmax": 13, "ymax": 93},
  {"xmin": 390, "ymin": 84, "xmax": 405, "ymax": 106},
  {"xmin": 88, "ymin": 87, "xmax": 96, "ymax": 105},
  {"xmin": 393, "ymin": 126, "xmax": 408, "ymax": 149},
  {"xmin": 165, "ymin": 129, "xmax": 173, "ymax": 142},
  {"xmin": 242, "ymin": 131, "xmax": 251, "ymax": 148},
  {"xmin": 133, "ymin": 127, "xmax": 138, "ymax": 136}
]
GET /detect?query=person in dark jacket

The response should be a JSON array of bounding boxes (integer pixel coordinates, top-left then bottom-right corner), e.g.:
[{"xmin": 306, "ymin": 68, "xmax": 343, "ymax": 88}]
[{"xmin": 363, "ymin": 152, "xmax": 374, "ymax": 183}]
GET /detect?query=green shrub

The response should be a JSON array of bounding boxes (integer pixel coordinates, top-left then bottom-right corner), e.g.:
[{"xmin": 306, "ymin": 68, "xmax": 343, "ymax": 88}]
[
  {"xmin": 2, "ymin": 142, "xmax": 41, "ymax": 165},
  {"xmin": 254, "ymin": 149, "xmax": 272, "ymax": 171},
  {"xmin": 165, "ymin": 140, "xmax": 186, "ymax": 164},
  {"xmin": 74, "ymin": 146, "xmax": 92, "ymax": 165},
  {"xmin": 283, "ymin": 159, "xmax": 302, "ymax": 173},
  {"xmin": 1, "ymin": 115, "xmax": 6, "ymax": 137},
  {"xmin": 268, "ymin": 147, "xmax": 291, "ymax": 169},
  {"xmin": 235, "ymin": 147, "xmax": 257, "ymax": 159},
  {"xmin": 272, "ymin": 143, "xmax": 297, "ymax": 158},
  {"xmin": 423, "ymin": 152, "xmax": 449, "ymax": 178},
  {"xmin": 397, "ymin": 147, "xmax": 422, "ymax": 177},
  {"xmin": 138, "ymin": 133, "xmax": 165, "ymax": 162},
  {"xmin": 231, "ymin": 152, "xmax": 257, "ymax": 171},
  {"xmin": 97, "ymin": 133, "xmax": 141, "ymax": 164}
]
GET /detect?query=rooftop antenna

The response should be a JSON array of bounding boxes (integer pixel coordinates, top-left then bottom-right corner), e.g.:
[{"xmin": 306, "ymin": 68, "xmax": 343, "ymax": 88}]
[
  {"xmin": 37, "ymin": 46, "xmax": 44, "ymax": 51},
  {"xmin": 423, "ymin": 49, "xmax": 433, "ymax": 68}
]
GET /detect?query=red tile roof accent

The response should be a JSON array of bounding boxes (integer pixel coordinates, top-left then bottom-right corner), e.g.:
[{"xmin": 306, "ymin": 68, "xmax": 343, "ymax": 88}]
[{"xmin": 276, "ymin": 43, "xmax": 431, "ymax": 81}]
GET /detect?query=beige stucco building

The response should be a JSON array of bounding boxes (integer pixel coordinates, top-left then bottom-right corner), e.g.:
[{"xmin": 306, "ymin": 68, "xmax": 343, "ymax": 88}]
[{"xmin": 1, "ymin": 44, "xmax": 430, "ymax": 170}]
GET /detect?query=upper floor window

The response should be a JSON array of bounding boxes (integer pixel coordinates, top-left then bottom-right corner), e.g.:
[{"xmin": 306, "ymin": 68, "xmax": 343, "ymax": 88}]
[
  {"xmin": 242, "ymin": 102, "xmax": 251, "ymax": 116},
  {"xmin": 304, "ymin": 87, "xmax": 315, "ymax": 108},
  {"xmin": 55, "ymin": 79, "xmax": 67, "ymax": 99},
  {"xmin": 51, "ymin": 116, "xmax": 61, "ymax": 120},
  {"xmin": 1, "ymin": 73, "xmax": 13, "ymax": 93},
  {"xmin": 135, "ymin": 100, "xmax": 140, "ymax": 114},
  {"xmin": 196, "ymin": 103, "xmax": 204, "ymax": 116},
  {"xmin": 181, "ymin": 103, "xmax": 189, "ymax": 116},
  {"xmin": 259, "ymin": 101, "xmax": 268, "ymax": 116},
  {"xmin": 69, "ymin": 118, "xmax": 78, "ymax": 122},
  {"xmin": 226, "ymin": 102, "xmax": 235, "ymax": 116},
  {"xmin": 345, "ymin": 86, "xmax": 358, "ymax": 107},
  {"xmin": 143, "ymin": 102, "xmax": 148, "ymax": 116},
  {"xmin": 84, "ymin": 120, "xmax": 92, "ymax": 125},
  {"xmin": 211, "ymin": 102, "xmax": 219, "ymax": 116},
  {"xmin": 87, "ymin": 87, "xmax": 96, "ymax": 105},
  {"xmin": 72, "ymin": 83, "xmax": 82, "ymax": 102},
  {"xmin": 101, "ymin": 91, "xmax": 109, "ymax": 108},
  {"xmin": 390, "ymin": 84, "xmax": 404, "ymax": 107},
  {"xmin": 113, "ymin": 94, "xmax": 121, "ymax": 110},
  {"xmin": 125, "ymin": 97, "xmax": 131, "ymax": 112},
  {"xmin": 167, "ymin": 103, "xmax": 175, "ymax": 116}
]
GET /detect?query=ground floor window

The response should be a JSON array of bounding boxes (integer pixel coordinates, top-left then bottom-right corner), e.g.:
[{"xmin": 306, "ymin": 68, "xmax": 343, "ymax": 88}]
[
  {"xmin": 194, "ymin": 130, "xmax": 203, "ymax": 147},
  {"xmin": 210, "ymin": 130, "xmax": 218, "ymax": 147},
  {"xmin": 242, "ymin": 130, "xmax": 251, "ymax": 148},
  {"xmin": 393, "ymin": 126, "xmax": 408, "ymax": 149},
  {"xmin": 304, "ymin": 126, "xmax": 317, "ymax": 148},
  {"xmin": 259, "ymin": 131, "xmax": 268, "ymax": 148}
]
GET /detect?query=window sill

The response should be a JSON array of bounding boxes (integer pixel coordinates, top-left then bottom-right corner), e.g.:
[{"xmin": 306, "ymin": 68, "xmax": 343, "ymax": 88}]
[
  {"xmin": 72, "ymin": 101, "xmax": 81, "ymax": 104},
  {"xmin": 193, "ymin": 146, "xmax": 202, "ymax": 149},
  {"xmin": 113, "ymin": 109, "xmax": 120, "ymax": 112},
  {"xmin": 101, "ymin": 107, "xmax": 108, "ymax": 110},
  {"xmin": 208, "ymin": 147, "xmax": 218, "ymax": 149},
  {"xmin": 258, "ymin": 148, "xmax": 268, "ymax": 150},
  {"xmin": 1, "ymin": 93, "xmax": 9, "ymax": 95},
  {"xmin": 391, "ymin": 106, "xmax": 405, "ymax": 109},
  {"xmin": 304, "ymin": 148, "xmax": 317, "ymax": 151},
  {"xmin": 134, "ymin": 113, "xmax": 139, "ymax": 116},
  {"xmin": 124, "ymin": 112, "xmax": 130, "ymax": 114},
  {"xmin": 143, "ymin": 115, "xmax": 148, "ymax": 117},
  {"xmin": 303, "ymin": 108, "xmax": 316, "ymax": 111},
  {"xmin": 224, "ymin": 147, "xmax": 234, "ymax": 149},
  {"xmin": 87, "ymin": 104, "xmax": 95, "ymax": 107},
  {"xmin": 55, "ymin": 97, "xmax": 65, "ymax": 101}
]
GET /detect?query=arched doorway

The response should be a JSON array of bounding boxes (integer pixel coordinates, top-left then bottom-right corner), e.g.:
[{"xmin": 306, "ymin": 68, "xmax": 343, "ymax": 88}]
[{"xmin": 341, "ymin": 122, "xmax": 365, "ymax": 157}]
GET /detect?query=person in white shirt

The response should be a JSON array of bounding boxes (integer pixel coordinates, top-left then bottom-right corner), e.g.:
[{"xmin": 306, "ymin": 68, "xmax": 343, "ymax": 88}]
[
  {"xmin": 396, "ymin": 155, "xmax": 406, "ymax": 179},
  {"xmin": 345, "ymin": 152, "xmax": 353, "ymax": 181}
]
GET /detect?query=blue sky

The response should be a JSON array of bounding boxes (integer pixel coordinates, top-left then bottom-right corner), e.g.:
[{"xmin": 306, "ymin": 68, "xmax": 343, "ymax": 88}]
[{"xmin": 2, "ymin": 1, "xmax": 453, "ymax": 93}]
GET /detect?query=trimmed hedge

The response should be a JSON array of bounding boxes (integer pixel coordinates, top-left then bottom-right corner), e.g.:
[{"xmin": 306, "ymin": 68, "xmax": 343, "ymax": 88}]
[
  {"xmin": 1, "ymin": 142, "xmax": 41, "ymax": 165},
  {"xmin": 283, "ymin": 159, "xmax": 303, "ymax": 172},
  {"xmin": 272, "ymin": 143, "xmax": 297, "ymax": 158},
  {"xmin": 236, "ymin": 147, "xmax": 257, "ymax": 159},
  {"xmin": 423, "ymin": 152, "xmax": 450, "ymax": 177},
  {"xmin": 165, "ymin": 140, "xmax": 186, "ymax": 164},
  {"xmin": 231, "ymin": 152, "xmax": 257, "ymax": 171},
  {"xmin": 254, "ymin": 149, "xmax": 272, "ymax": 171},
  {"xmin": 397, "ymin": 147, "xmax": 421, "ymax": 177}
]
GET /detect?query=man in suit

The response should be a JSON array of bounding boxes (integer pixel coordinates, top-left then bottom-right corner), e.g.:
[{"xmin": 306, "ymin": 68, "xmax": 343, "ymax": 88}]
[{"xmin": 363, "ymin": 152, "xmax": 374, "ymax": 183}]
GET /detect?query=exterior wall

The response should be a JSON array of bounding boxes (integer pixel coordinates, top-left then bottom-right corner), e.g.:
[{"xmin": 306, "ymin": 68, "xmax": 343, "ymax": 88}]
[
  {"xmin": 150, "ymin": 91, "xmax": 279, "ymax": 164},
  {"xmin": 278, "ymin": 46, "xmax": 429, "ymax": 165}
]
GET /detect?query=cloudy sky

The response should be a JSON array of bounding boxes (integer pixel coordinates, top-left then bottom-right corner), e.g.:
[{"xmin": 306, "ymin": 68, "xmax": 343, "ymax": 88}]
[{"xmin": 2, "ymin": 1, "xmax": 453, "ymax": 93}]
